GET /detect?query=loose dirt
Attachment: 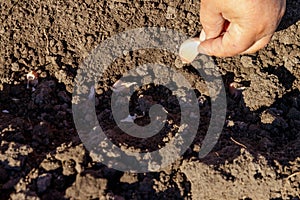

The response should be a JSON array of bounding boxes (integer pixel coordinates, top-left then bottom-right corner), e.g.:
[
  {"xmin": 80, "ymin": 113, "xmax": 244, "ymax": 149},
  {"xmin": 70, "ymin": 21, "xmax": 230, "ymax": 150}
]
[{"xmin": 0, "ymin": 0, "xmax": 299, "ymax": 199}]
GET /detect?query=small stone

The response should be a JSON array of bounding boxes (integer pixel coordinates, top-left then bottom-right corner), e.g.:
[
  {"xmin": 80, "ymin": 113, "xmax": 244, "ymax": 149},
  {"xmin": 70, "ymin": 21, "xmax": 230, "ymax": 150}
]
[
  {"xmin": 260, "ymin": 110, "xmax": 276, "ymax": 124},
  {"xmin": 37, "ymin": 173, "xmax": 52, "ymax": 193},
  {"xmin": 240, "ymin": 56, "xmax": 254, "ymax": 68},
  {"xmin": 40, "ymin": 158, "xmax": 61, "ymax": 171},
  {"xmin": 65, "ymin": 172, "xmax": 107, "ymax": 199},
  {"xmin": 11, "ymin": 63, "xmax": 19, "ymax": 71},
  {"xmin": 0, "ymin": 142, "xmax": 33, "ymax": 171},
  {"xmin": 55, "ymin": 144, "xmax": 86, "ymax": 175},
  {"xmin": 120, "ymin": 172, "xmax": 138, "ymax": 184},
  {"xmin": 166, "ymin": 6, "xmax": 176, "ymax": 19},
  {"xmin": 226, "ymin": 120, "xmax": 235, "ymax": 127},
  {"xmin": 174, "ymin": 57, "xmax": 184, "ymax": 68}
]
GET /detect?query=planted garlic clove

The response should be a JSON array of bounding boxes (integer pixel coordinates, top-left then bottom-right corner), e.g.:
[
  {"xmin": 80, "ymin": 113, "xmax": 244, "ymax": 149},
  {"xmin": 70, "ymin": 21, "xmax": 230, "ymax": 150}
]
[
  {"xmin": 120, "ymin": 114, "xmax": 137, "ymax": 123},
  {"xmin": 111, "ymin": 80, "xmax": 137, "ymax": 93},
  {"xmin": 179, "ymin": 38, "xmax": 201, "ymax": 64},
  {"xmin": 229, "ymin": 82, "xmax": 246, "ymax": 100},
  {"xmin": 26, "ymin": 71, "xmax": 38, "ymax": 81},
  {"xmin": 26, "ymin": 71, "xmax": 38, "ymax": 89}
]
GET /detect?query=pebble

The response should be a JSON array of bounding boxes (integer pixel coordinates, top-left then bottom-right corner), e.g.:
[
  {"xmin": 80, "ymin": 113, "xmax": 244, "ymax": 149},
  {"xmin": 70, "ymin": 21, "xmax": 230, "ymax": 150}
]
[{"xmin": 37, "ymin": 173, "xmax": 52, "ymax": 193}]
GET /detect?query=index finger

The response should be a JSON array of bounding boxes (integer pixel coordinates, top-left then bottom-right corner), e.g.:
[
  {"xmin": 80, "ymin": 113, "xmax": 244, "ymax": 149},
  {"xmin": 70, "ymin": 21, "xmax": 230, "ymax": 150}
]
[{"xmin": 198, "ymin": 23, "xmax": 257, "ymax": 57}]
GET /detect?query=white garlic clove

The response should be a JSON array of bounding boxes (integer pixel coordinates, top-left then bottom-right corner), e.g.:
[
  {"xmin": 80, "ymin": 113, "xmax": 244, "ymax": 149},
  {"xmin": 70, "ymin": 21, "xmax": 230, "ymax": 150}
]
[
  {"xmin": 111, "ymin": 80, "xmax": 137, "ymax": 93},
  {"xmin": 229, "ymin": 82, "xmax": 246, "ymax": 100},
  {"xmin": 179, "ymin": 38, "xmax": 201, "ymax": 64},
  {"xmin": 2, "ymin": 110, "xmax": 9, "ymax": 114},
  {"xmin": 120, "ymin": 114, "xmax": 137, "ymax": 123},
  {"xmin": 26, "ymin": 71, "xmax": 38, "ymax": 89},
  {"xmin": 26, "ymin": 71, "xmax": 38, "ymax": 81}
]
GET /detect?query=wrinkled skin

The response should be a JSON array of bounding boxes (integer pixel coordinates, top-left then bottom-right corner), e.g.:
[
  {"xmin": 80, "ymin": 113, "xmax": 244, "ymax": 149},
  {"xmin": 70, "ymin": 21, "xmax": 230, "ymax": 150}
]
[{"xmin": 198, "ymin": 0, "xmax": 286, "ymax": 57}]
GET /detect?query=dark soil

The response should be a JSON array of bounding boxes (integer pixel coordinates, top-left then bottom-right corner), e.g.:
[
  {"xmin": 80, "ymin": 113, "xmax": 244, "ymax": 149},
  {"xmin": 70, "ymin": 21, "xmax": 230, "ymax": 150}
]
[{"xmin": 0, "ymin": 0, "xmax": 299, "ymax": 199}]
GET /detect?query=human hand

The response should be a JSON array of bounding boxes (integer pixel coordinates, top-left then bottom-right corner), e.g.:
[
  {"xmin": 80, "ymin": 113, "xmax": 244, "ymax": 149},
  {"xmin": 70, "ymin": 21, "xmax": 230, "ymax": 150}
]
[
  {"xmin": 180, "ymin": 0, "xmax": 286, "ymax": 60},
  {"xmin": 198, "ymin": 0, "xmax": 286, "ymax": 57}
]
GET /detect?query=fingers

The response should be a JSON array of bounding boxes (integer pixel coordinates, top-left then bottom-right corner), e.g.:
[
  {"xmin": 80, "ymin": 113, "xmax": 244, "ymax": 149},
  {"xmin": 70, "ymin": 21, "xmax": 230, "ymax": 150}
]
[
  {"xmin": 198, "ymin": 29, "xmax": 273, "ymax": 57},
  {"xmin": 198, "ymin": 23, "xmax": 257, "ymax": 57},
  {"xmin": 195, "ymin": 0, "xmax": 286, "ymax": 57},
  {"xmin": 200, "ymin": 0, "xmax": 225, "ymax": 41},
  {"xmin": 199, "ymin": 0, "xmax": 256, "ymax": 57},
  {"xmin": 198, "ymin": 32, "xmax": 271, "ymax": 57}
]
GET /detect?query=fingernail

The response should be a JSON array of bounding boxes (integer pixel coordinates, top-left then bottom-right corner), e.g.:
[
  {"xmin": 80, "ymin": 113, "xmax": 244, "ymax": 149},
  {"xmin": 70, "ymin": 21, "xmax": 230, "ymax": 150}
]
[
  {"xmin": 199, "ymin": 30, "xmax": 206, "ymax": 42},
  {"xmin": 179, "ymin": 38, "xmax": 201, "ymax": 63},
  {"xmin": 197, "ymin": 45, "xmax": 207, "ymax": 55}
]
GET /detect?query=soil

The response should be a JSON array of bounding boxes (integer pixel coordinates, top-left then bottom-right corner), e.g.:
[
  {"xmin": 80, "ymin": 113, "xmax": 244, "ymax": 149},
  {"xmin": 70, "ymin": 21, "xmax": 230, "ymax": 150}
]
[{"xmin": 0, "ymin": 0, "xmax": 300, "ymax": 199}]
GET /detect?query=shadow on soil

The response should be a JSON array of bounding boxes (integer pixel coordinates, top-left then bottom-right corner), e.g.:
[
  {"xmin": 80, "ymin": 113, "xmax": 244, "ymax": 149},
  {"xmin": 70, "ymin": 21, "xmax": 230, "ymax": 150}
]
[
  {"xmin": 0, "ymin": 64, "xmax": 299, "ymax": 199},
  {"xmin": 198, "ymin": 73, "xmax": 300, "ymax": 173},
  {"xmin": 277, "ymin": 0, "xmax": 300, "ymax": 31}
]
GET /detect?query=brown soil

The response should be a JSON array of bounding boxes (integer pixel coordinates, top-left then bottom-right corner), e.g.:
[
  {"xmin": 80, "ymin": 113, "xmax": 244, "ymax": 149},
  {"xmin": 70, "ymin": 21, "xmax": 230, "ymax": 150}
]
[{"xmin": 0, "ymin": 0, "xmax": 299, "ymax": 199}]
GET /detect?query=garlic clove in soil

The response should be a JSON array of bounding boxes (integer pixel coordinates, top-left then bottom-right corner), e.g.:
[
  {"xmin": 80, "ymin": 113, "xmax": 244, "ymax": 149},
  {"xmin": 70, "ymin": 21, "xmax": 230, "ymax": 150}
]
[
  {"xmin": 111, "ymin": 80, "xmax": 137, "ymax": 93},
  {"xmin": 229, "ymin": 82, "xmax": 246, "ymax": 100},
  {"xmin": 179, "ymin": 38, "xmax": 201, "ymax": 64},
  {"xmin": 120, "ymin": 114, "xmax": 137, "ymax": 123},
  {"xmin": 26, "ymin": 71, "xmax": 38, "ymax": 89}
]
